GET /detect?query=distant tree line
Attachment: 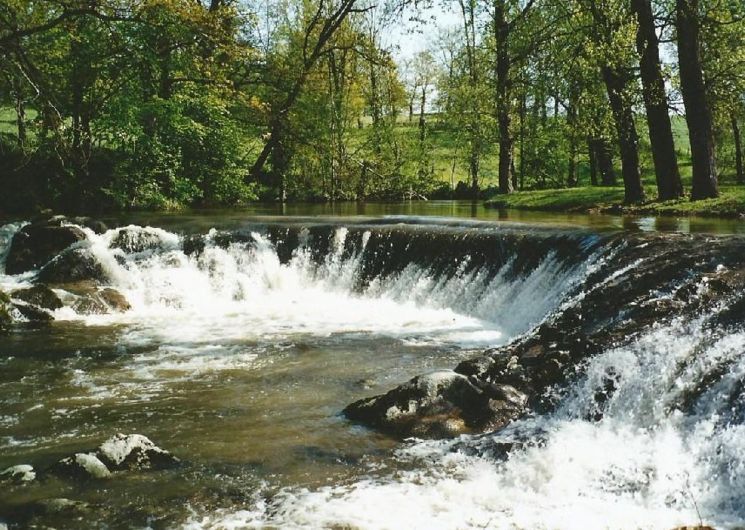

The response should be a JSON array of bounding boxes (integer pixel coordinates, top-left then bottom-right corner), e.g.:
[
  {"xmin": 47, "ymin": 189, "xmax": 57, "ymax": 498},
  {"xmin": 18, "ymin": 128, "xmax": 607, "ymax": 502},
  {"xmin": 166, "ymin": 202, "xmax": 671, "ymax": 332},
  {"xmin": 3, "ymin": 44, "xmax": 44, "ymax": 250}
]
[{"xmin": 0, "ymin": 0, "xmax": 743, "ymax": 212}]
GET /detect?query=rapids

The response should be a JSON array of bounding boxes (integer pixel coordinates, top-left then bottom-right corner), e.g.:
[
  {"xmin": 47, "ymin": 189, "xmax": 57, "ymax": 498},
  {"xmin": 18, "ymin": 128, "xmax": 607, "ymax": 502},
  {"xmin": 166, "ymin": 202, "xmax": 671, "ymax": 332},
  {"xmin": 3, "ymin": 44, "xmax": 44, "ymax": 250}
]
[{"xmin": 0, "ymin": 213, "xmax": 743, "ymax": 529}]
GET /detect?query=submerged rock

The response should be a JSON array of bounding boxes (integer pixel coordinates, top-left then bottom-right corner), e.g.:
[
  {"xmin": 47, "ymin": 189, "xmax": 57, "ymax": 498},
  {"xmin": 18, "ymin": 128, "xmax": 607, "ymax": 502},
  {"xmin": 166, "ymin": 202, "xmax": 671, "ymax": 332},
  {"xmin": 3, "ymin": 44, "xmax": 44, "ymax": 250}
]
[
  {"xmin": 1, "ymin": 464, "xmax": 36, "ymax": 484},
  {"xmin": 37, "ymin": 248, "xmax": 108, "ymax": 284},
  {"xmin": 5, "ymin": 222, "xmax": 87, "ymax": 275},
  {"xmin": 95, "ymin": 433, "xmax": 179, "ymax": 471},
  {"xmin": 50, "ymin": 453, "xmax": 111, "ymax": 480}
]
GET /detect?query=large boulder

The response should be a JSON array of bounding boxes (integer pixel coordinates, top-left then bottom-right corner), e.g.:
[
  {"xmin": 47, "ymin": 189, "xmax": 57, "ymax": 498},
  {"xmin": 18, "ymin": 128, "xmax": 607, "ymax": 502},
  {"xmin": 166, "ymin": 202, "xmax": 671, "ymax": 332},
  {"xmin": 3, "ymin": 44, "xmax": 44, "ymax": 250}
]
[
  {"xmin": 37, "ymin": 248, "xmax": 108, "ymax": 284},
  {"xmin": 344, "ymin": 370, "xmax": 527, "ymax": 439},
  {"xmin": 5, "ymin": 222, "xmax": 87, "ymax": 275},
  {"xmin": 95, "ymin": 433, "xmax": 179, "ymax": 471}
]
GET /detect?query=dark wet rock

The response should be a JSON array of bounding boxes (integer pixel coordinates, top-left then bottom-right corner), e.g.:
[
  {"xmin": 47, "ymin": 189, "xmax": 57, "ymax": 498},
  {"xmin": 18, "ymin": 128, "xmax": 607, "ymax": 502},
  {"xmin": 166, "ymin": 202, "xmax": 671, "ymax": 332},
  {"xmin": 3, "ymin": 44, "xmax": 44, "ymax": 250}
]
[
  {"xmin": 344, "ymin": 370, "xmax": 526, "ymax": 439},
  {"xmin": 50, "ymin": 453, "xmax": 111, "ymax": 481},
  {"xmin": 69, "ymin": 217, "xmax": 108, "ymax": 234},
  {"xmin": 183, "ymin": 235, "xmax": 206, "ymax": 257},
  {"xmin": 11, "ymin": 284, "xmax": 63, "ymax": 311},
  {"xmin": 346, "ymin": 232, "xmax": 745, "ymax": 441},
  {"xmin": 110, "ymin": 227, "xmax": 162, "ymax": 253},
  {"xmin": 95, "ymin": 433, "xmax": 179, "ymax": 471},
  {"xmin": 1, "ymin": 464, "xmax": 36, "ymax": 484},
  {"xmin": 37, "ymin": 248, "xmax": 108, "ymax": 284},
  {"xmin": 5, "ymin": 222, "xmax": 87, "ymax": 275},
  {"xmin": 11, "ymin": 302, "xmax": 53, "ymax": 322}
]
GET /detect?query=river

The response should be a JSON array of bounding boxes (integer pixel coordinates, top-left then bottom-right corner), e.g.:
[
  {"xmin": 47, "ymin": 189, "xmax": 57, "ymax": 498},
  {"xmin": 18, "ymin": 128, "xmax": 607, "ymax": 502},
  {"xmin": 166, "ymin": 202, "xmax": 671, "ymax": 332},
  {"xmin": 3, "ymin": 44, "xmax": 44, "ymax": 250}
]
[{"xmin": 1, "ymin": 204, "xmax": 744, "ymax": 529}]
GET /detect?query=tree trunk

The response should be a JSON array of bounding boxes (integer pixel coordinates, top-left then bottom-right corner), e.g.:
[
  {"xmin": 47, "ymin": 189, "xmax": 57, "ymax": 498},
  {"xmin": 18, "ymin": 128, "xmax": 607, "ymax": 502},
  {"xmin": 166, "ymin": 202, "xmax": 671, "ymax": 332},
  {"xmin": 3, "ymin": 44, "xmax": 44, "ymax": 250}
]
[
  {"xmin": 270, "ymin": 123, "xmax": 288, "ymax": 202},
  {"xmin": 495, "ymin": 2, "xmax": 513, "ymax": 195},
  {"xmin": 11, "ymin": 77, "xmax": 26, "ymax": 149},
  {"xmin": 519, "ymin": 89, "xmax": 526, "ymax": 190},
  {"xmin": 567, "ymin": 85, "xmax": 578, "ymax": 187},
  {"xmin": 588, "ymin": 139, "xmax": 598, "ymax": 186},
  {"xmin": 602, "ymin": 66, "xmax": 644, "ymax": 203},
  {"xmin": 418, "ymin": 85, "xmax": 427, "ymax": 144},
  {"xmin": 591, "ymin": 137, "xmax": 617, "ymax": 186},
  {"xmin": 632, "ymin": 0, "xmax": 683, "ymax": 200},
  {"xmin": 676, "ymin": 0, "xmax": 718, "ymax": 199},
  {"xmin": 734, "ymin": 116, "xmax": 744, "ymax": 184}
]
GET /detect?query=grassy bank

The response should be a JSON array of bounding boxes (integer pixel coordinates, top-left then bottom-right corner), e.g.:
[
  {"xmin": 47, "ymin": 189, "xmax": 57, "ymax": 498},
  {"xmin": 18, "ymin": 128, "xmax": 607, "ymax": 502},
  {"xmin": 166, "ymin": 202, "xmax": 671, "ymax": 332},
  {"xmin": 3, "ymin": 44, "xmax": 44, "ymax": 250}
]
[{"xmin": 485, "ymin": 185, "xmax": 745, "ymax": 218}]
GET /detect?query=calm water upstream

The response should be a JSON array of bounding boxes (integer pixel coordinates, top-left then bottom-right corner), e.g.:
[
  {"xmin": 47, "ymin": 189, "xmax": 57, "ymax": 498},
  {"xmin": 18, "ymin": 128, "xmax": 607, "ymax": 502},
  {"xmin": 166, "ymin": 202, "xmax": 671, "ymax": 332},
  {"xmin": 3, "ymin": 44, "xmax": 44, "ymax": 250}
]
[{"xmin": 1, "ymin": 204, "xmax": 744, "ymax": 529}]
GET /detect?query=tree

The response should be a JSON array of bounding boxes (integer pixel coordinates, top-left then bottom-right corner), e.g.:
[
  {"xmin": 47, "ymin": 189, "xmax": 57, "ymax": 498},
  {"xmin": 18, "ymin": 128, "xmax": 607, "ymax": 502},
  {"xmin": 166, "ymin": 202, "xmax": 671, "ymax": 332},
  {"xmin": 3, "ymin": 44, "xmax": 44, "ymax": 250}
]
[
  {"xmin": 676, "ymin": 0, "xmax": 718, "ymax": 199},
  {"xmin": 631, "ymin": 0, "xmax": 683, "ymax": 200}
]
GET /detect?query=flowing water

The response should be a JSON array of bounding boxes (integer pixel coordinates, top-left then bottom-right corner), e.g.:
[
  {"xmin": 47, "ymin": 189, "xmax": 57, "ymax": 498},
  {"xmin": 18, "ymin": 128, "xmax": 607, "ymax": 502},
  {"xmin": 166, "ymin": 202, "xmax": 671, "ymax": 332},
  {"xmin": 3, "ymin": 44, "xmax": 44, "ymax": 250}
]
[{"xmin": 0, "ymin": 208, "xmax": 744, "ymax": 529}]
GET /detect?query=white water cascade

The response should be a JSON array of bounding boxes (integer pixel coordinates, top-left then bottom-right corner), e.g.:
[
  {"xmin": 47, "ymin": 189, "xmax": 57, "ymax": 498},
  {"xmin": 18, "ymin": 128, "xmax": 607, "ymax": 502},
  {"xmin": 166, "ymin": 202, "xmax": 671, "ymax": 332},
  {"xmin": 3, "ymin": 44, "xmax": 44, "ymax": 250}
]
[
  {"xmin": 187, "ymin": 315, "xmax": 745, "ymax": 530},
  {"xmin": 1, "ymin": 222, "xmax": 592, "ymax": 349}
]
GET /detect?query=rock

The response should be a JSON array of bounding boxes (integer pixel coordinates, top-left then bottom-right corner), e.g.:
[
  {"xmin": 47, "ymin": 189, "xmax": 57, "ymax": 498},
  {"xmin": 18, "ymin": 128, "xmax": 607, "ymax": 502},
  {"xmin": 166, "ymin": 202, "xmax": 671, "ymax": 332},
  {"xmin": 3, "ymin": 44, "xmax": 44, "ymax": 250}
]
[
  {"xmin": 110, "ymin": 227, "xmax": 162, "ymax": 253},
  {"xmin": 69, "ymin": 216, "xmax": 109, "ymax": 234},
  {"xmin": 11, "ymin": 284, "xmax": 63, "ymax": 310},
  {"xmin": 344, "ymin": 370, "xmax": 525, "ymax": 439},
  {"xmin": 37, "ymin": 248, "xmax": 108, "ymax": 284},
  {"xmin": 0, "ymin": 290, "xmax": 12, "ymax": 331},
  {"xmin": 11, "ymin": 302, "xmax": 53, "ymax": 322},
  {"xmin": 183, "ymin": 235, "xmax": 206, "ymax": 257},
  {"xmin": 95, "ymin": 433, "xmax": 179, "ymax": 471},
  {"xmin": 98, "ymin": 288, "xmax": 131, "ymax": 312},
  {"xmin": 1, "ymin": 464, "xmax": 36, "ymax": 484},
  {"xmin": 5, "ymin": 223, "xmax": 87, "ymax": 275},
  {"xmin": 70, "ymin": 287, "xmax": 130, "ymax": 315},
  {"xmin": 50, "ymin": 453, "xmax": 111, "ymax": 480}
]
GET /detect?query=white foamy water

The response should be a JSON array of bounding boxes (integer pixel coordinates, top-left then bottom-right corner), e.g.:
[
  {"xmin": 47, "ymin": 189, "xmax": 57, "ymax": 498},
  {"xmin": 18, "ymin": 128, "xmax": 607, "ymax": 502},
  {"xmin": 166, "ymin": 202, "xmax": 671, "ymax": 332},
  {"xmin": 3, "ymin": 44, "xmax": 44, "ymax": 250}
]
[
  {"xmin": 186, "ymin": 318, "xmax": 745, "ymax": 530},
  {"xmin": 0, "ymin": 223, "xmax": 587, "ymax": 350}
]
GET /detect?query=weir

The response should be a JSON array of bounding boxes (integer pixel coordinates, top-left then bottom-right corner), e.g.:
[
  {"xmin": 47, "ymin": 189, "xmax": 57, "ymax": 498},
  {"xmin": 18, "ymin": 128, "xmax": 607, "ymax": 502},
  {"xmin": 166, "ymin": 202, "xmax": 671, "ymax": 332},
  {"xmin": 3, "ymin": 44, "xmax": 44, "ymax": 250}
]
[{"xmin": 1, "ymin": 215, "xmax": 744, "ymax": 529}]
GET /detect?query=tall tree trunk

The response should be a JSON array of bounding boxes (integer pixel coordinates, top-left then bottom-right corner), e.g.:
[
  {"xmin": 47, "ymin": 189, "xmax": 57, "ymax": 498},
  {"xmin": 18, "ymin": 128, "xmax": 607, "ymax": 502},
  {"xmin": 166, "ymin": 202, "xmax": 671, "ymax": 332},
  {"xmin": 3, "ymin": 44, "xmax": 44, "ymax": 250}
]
[
  {"xmin": 676, "ymin": 0, "xmax": 718, "ymax": 199},
  {"xmin": 270, "ymin": 120, "xmax": 289, "ymax": 202},
  {"xmin": 602, "ymin": 66, "xmax": 644, "ymax": 203},
  {"xmin": 459, "ymin": 0, "xmax": 480, "ymax": 199},
  {"xmin": 11, "ymin": 77, "xmax": 26, "ymax": 149},
  {"xmin": 632, "ymin": 0, "xmax": 683, "ymax": 200},
  {"xmin": 591, "ymin": 137, "xmax": 617, "ymax": 186},
  {"xmin": 567, "ymin": 85, "xmax": 578, "ymax": 187},
  {"xmin": 495, "ymin": 2, "xmax": 513, "ymax": 195},
  {"xmin": 733, "ymin": 116, "xmax": 744, "ymax": 184},
  {"xmin": 418, "ymin": 85, "xmax": 427, "ymax": 143},
  {"xmin": 588, "ymin": 139, "xmax": 598, "ymax": 186},
  {"xmin": 519, "ymin": 89, "xmax": 526, "ymax": 190}
]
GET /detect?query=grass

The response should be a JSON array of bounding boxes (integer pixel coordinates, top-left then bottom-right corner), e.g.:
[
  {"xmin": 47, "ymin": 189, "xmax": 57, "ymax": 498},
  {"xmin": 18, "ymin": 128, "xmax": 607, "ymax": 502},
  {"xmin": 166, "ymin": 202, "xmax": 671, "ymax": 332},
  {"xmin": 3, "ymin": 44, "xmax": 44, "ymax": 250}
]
[{"xmin": 485, "ymin": 185, "xmax": 745, "ymax": 218}]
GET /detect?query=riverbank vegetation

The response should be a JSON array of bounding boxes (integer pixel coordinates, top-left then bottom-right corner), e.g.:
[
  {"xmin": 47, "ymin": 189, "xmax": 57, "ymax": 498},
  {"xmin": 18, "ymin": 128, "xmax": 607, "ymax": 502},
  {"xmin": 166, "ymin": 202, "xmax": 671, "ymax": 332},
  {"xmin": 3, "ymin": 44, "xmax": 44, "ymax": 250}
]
[{"xmin": 0, "ymin": 0, "xmax": 743, "ymax": 214}]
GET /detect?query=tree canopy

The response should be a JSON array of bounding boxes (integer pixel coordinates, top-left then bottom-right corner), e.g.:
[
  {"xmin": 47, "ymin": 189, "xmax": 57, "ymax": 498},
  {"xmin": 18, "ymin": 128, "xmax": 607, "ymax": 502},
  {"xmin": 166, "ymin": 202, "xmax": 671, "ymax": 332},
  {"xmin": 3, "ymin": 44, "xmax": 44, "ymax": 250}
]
[{"xmin": 1, "ymin": 0, "xmax": 743, "ymax": 212}]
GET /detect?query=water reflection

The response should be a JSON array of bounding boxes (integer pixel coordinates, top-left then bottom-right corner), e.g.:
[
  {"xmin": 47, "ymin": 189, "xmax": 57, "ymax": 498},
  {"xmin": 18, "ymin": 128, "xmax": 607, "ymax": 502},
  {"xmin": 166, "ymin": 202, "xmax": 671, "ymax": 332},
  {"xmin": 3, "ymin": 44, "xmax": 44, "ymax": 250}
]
[{"xmin": 99, "ymin": 201, "xmax": 745, "ymax": 236}]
